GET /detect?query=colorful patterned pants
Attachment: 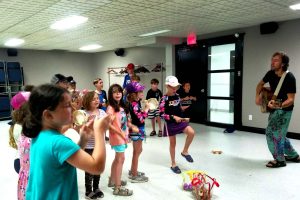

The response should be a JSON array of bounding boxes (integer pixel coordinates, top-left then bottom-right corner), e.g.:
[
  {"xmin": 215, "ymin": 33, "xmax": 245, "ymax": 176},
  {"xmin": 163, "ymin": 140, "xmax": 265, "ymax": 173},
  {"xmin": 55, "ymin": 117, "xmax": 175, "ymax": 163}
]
[{"xmin": 266, "ymin": 110, "xmax": 299, "ymax": 161}]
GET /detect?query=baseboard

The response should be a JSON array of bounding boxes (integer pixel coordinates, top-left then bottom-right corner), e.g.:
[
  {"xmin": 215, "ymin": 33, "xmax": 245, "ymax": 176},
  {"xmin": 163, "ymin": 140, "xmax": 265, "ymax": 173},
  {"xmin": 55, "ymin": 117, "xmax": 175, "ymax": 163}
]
[{"xmin": 240, "ymin": 126, "xmax": 300, "ymax": 140}]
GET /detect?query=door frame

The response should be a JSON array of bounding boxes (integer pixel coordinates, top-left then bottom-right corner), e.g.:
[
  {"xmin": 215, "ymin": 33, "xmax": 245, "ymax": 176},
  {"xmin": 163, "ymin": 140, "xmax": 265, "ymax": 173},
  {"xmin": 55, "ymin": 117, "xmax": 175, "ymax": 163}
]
[{"xmin": 175, "ymin": 33, "xmax": 245, "ymax": 129}]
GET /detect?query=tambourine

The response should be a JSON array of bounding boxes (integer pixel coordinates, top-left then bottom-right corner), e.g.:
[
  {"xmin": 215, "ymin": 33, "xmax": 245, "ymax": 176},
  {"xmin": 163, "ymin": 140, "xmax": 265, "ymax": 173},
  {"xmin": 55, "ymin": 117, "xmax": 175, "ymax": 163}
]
[
  {"xmin": 145, "ymin": 98, "xmax": 159, "ymax": 110},
  {"xmin": 73, "ymin": 110, "xmax": 88, "ymax": 126}
]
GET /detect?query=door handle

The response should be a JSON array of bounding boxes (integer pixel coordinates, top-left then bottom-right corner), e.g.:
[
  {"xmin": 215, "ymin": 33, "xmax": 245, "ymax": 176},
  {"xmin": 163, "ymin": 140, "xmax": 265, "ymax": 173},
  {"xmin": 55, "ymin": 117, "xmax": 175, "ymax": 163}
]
[{"xmin": 201, "ymin": 89, "xmax": 205, "ymax": 93}]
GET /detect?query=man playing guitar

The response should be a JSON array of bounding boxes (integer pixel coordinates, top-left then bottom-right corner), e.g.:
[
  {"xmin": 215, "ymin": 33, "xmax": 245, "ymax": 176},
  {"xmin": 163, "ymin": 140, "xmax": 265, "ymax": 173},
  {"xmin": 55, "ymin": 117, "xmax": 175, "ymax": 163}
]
[{"xmin": 255, "ymin": 52, "xmax": 300, "ymax": 168}]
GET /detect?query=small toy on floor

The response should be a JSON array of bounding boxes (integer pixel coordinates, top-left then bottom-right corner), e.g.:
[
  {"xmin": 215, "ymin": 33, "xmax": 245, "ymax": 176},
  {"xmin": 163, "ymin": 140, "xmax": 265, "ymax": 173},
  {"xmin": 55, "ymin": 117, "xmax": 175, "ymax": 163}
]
[
  {"xmin": 211, "ymin": 149, "xmax": 222, "ymax": 154},
  {"xmin": 182, "ymin": 170, "xmax": 219, "ymax": 200}
]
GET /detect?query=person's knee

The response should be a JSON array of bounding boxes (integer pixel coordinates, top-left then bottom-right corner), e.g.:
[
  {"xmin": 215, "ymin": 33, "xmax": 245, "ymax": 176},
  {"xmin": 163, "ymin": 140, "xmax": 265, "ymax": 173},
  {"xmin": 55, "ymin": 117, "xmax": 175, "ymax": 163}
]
[
  {"xmin": 116, "ymin": 154, "xmax": 125, "ymax": 163},
  {"xmin": 139, "ymin": 146, "xmax": 143, "ymax": 154},
  {"xmin": 187, "ymin": 127, "xmax": 195, "ymax": 136}
]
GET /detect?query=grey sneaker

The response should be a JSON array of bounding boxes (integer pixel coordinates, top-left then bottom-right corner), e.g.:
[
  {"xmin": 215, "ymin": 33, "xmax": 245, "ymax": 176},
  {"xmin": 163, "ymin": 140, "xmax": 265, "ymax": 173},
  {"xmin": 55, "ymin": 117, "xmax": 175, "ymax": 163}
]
[
  {"xmin": 129, "ymin": 175, "xmax": 149, "ymax": 183},
  {"xmin": 128, "ymin": 170, "xmax": 145, "ymax": 177}
]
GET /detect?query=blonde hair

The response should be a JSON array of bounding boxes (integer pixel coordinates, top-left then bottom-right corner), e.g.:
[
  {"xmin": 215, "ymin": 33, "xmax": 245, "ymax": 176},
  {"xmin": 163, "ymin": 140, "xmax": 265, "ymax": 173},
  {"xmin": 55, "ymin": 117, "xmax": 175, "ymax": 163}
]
[{"xmin": 9, "ymin": 125, "xmax": 17, "ymax": 149}]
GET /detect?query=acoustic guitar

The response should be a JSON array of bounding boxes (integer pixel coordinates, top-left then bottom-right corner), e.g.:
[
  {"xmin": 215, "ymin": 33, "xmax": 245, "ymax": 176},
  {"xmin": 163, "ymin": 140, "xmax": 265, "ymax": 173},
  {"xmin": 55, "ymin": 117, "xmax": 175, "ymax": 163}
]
[{"xmin": 260, "ymin": 87, "xmax": 274, "ymax": 113}]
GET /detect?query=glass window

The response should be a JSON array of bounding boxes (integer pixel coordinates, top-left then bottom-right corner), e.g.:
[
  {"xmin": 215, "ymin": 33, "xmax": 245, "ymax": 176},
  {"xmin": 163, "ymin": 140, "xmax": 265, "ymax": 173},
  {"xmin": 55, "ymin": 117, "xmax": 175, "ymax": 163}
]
[
  {"xmin": 208, "ymin": 72, "xmax": 234, "ymax": 97},
  {"xmin": 208, "ymin": 44, "xmax": 235, "ymax": 70},
  {"xmin": 207, "ymin": 99, "xmax": 234, "ymax": 124}
]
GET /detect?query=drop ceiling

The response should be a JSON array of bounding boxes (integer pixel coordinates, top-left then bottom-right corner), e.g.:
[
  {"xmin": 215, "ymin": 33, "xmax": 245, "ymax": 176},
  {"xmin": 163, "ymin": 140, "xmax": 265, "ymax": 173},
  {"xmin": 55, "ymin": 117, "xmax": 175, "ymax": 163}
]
[{"xmin": 0, "ymin": 0, "xmax": 300, "ymax": 52}]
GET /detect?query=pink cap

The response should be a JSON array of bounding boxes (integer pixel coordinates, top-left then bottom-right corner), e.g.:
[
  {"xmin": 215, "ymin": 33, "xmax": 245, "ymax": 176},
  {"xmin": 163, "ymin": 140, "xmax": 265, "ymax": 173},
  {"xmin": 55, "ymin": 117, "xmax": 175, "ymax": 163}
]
[{"xmin": 10, "ymin": 92, "xmax": 30, "ymax": 110}]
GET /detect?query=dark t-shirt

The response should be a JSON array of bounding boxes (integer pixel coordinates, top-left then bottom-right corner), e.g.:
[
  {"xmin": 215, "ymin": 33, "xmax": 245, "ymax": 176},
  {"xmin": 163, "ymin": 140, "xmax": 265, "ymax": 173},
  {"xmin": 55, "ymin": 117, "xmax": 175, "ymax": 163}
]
[
  {"xmin": 161, "ymin": 94, "xmax": 183, "ymax": 122},
  {"xmin": 179, "ymin": 91, "xmax": 193, "ymax": 106},
  {"xmin": 146, "ymin": 89, "xmax": 162, "ymax": 100},
  {"xmin": 262, "ymin": 70, "xmax": 296, "ymax": 111}
]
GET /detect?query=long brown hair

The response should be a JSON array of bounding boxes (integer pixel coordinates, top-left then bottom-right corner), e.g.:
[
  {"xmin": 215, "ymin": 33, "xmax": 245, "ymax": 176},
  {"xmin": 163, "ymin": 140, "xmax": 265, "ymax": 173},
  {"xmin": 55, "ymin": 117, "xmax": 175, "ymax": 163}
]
[{"xmin": 9, "ymin": 103, "xmax": 29, "ymax": 149}]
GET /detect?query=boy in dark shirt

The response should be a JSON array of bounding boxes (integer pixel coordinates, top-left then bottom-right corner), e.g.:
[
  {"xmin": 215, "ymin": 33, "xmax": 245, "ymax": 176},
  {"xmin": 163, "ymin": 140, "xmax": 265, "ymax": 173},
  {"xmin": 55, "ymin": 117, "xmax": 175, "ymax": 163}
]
[
  {"xmin": 146, "ymin": 79, "xmax": 163, "ymax": 137},
  {"xmin": 179, "ymin": 82, "xmax": 197, "ymax": 118}
]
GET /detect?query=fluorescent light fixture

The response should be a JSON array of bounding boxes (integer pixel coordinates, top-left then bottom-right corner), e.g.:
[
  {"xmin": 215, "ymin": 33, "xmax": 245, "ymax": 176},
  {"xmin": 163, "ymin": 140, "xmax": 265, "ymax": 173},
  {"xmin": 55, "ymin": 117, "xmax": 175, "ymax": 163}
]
[
  {"xmin": 50, "ymin": 15, "xmax": 88, "ymax": 30},
  {"xmin": 4, "ymin": 38, "xmax": 24, "ymax": 47},
  {"xmin": 290, "ymin": 3, "xmax": 300, "ymax": 10},
  {"xmin": 79, "ymin": 44, "xmax": 102, "ymax": 51},
  {"xmin": 139, "ymin": 30, "xmax": 170, "ymax": 37}
]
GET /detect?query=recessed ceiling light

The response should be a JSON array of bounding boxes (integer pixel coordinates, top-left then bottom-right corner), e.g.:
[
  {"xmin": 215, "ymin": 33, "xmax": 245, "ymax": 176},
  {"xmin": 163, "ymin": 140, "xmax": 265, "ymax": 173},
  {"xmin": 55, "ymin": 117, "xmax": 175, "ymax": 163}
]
[
  {"xmin": 4, "ymin": 38, "xmax": 24, "ymax": 47},
  {"xmin": 290, "ymin": 3, "xmax": 300, "ymax": 10},
  {"xmin": 139, "ymin": 30, "xmax": 170, "ymax": 37},
  {"xmin": 50, "ymin": 15, "xmax": 88, "ymax": 30},
  {"xmin": 79, "ymin": 44, "xmax": 102, "ymax": 51}
]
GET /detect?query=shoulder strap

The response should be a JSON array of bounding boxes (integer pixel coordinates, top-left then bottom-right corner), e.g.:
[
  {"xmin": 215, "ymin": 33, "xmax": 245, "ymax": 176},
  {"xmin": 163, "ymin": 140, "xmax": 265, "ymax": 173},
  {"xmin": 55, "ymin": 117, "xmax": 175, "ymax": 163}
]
[{"xmin": 273, "ymin": 70, "xmax": 289, "ymax": 97}]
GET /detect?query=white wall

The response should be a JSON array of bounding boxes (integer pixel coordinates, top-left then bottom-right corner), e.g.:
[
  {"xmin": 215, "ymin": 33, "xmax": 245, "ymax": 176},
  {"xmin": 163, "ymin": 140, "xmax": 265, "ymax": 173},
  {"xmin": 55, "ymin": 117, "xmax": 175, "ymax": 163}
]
[
  {"xmin": 1, "ymin": 18, "xmax": 300, "ymax": 133},
  {"xmin": 193, "ymin": 18, "xmax": 300, "ymax": 133},
  {"xmin": 92, "ymin": 46, "xmax": 166, "ymax": 94},
  {"xmin": 242, "ymin": 19, "xmax": 300, "ymax": 132},
  {"xmin": 0, "ymin": 49, "xmax": 95, "ymax": 90}
]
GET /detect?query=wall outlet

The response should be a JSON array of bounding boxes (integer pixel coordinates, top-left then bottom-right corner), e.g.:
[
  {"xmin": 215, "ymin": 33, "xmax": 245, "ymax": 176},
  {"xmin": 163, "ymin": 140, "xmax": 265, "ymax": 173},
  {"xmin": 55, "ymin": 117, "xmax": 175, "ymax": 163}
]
[{"xmin": 248, "ymin": 115, "xmax": 253, "ymax": 121}]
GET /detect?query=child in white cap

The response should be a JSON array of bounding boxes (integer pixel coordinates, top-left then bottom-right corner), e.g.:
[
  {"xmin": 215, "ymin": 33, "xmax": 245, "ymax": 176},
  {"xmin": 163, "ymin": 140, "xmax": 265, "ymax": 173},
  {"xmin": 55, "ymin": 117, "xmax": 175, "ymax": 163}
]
[{"xmin": 159, "ymin": 76, "xmax": 195, "ymax": 174}]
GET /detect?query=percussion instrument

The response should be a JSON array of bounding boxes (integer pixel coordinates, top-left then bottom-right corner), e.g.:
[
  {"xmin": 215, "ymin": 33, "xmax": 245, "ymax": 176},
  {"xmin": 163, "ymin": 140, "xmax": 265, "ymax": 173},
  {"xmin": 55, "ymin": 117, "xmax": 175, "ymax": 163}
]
[
  {"xmin": 144, "ymin": 98, "xmax": 159, "ymax": 110},
  {"xmin": 73, "ymin": 110, "xmax": 88, "ymax": 126}
]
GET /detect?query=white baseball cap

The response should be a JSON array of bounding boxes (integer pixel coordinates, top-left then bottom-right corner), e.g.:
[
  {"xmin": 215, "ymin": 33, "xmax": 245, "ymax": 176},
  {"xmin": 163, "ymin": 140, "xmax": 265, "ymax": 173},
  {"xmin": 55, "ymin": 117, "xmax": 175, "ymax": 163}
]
[{"xmin": 165, "ymin": 76, "xmax": 181, "ymax": 87}]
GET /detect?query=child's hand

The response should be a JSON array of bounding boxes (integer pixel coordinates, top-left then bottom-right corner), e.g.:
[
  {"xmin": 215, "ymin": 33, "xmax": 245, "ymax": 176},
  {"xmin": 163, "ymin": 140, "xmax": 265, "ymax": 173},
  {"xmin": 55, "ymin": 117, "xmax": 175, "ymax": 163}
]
[
  {"xmin": 79, "ymin": 119, "xmax": 94, "ymax": 141},
  {"xmin": 93, "ymin": 114, "xmax": 113, "ymax": 134},
  {"xmin": 131, "ymin": 125, "xmax": 139, "ymax": 133},
  {"xmin": 173, "ymin": 115, "xmax": 182, "ymax": 123}
]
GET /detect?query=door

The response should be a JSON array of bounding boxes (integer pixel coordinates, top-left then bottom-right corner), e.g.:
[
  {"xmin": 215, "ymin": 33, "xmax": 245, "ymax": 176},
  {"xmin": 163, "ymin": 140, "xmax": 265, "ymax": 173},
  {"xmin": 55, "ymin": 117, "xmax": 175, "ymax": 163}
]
[
  {"xmin": 175, "ymin": 34, "xmax": 244, "ymax": 127},
  {"xmin": 175, "ymin": 44, "xmax": 207, "ymax": 123},
  {"xmin": 207, "ymin": 44, "xmax": 235, "ymax": 124}
]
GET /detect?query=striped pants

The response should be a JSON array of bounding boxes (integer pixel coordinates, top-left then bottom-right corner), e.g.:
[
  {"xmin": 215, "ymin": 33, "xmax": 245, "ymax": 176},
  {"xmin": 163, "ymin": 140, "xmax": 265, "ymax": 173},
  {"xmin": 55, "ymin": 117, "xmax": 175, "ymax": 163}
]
[{"xmin": 266, "ymin": 110, "xmax": 299, "ymax": 161}]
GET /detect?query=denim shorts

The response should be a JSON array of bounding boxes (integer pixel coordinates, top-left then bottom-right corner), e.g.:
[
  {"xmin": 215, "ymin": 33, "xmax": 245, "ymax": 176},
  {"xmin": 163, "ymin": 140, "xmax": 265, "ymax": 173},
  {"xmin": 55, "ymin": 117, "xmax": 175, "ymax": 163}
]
[{"xmin": 111, "ymin": 144, "xmax": 127, "ymax": 152}]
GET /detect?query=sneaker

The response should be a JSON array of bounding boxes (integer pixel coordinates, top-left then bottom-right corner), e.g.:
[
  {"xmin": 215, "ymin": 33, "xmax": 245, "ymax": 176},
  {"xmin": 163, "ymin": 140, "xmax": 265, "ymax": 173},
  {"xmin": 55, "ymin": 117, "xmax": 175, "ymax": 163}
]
[
  {"xmin": 128, "ymin": 170, "xmax": 145, "ymax": 177},
  {"xmin": 85, "ymin": 191, "xmax": 97, "ymax": 199},
  {"xmin": 108, "ymin": 177, "xmax": 127, "ymax": 187},
  {"xmin": 129, "ymin": 175, "xmax": 149, "ymax": 183},
  {"xmin": 150, "ymin": 131, "xmax": 156, "ymax": 136},
  {"xmin": 94, "ymin": 188, "xmax": 104, "ymax": 198},
  {"xmin": 113, "ymin": 186, "xmax": 133, "ymax": 196}
]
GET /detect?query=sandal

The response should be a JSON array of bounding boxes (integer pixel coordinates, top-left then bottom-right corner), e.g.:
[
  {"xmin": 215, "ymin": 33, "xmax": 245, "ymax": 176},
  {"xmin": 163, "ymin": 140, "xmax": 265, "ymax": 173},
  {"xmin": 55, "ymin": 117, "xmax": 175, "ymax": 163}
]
[
  {"xmin": 266, "ymin": 160, "xmax": 286, "ymax": 168},
  {"xmin": 150, "ymin": 131, "xmax": 156, "ymax": 136},
  {"xmin": 181, "ymin": 153, "xmax": 194, "ymax": 163},
  {"xmin": 158, "ymin": 130, "xmax": 163, "ymax": 137},
  {"xmin": 93, "ymin": 188, "xmax": 104, "ymax": 198},
  {"xmin": 128, "ymin": 170, "xmax": 145, "ymax": 177},
  {"xmin": 285, "ymin": 155, "xmax": 300, "ymax": 163},
  {"xmin": 113, "ymin": 186, "xmax": 133, "ymax": 196},
  {"xmin": 170, "ymin": 166, "xmax": 181, "ymax": 174},
  {"xmin": 108, "ymin": 177, "xmax": 127, "ymax": 187}
]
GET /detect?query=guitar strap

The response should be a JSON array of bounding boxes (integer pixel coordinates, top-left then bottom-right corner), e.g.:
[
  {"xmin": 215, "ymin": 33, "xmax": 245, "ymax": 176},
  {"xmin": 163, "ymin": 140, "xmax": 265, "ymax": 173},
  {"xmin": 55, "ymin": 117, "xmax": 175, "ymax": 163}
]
[{"xmin": 272, "ymin": 70, "xmax": 289, "ymax": 99}]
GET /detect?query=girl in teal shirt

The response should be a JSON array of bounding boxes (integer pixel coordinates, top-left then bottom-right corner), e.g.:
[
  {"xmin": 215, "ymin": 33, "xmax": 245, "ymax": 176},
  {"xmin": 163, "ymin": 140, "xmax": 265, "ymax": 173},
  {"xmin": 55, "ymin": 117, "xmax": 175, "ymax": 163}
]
[{"xmin": 23, "ymin": 84, "xmax": 111, "ymax": 200}]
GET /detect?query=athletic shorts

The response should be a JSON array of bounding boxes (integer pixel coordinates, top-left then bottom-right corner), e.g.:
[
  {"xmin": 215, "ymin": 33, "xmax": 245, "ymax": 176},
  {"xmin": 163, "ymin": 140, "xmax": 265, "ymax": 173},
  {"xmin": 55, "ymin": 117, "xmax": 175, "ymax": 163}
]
[{"xmin": 111, "ymin": 144, "xmax": 127, "ymax": 152}]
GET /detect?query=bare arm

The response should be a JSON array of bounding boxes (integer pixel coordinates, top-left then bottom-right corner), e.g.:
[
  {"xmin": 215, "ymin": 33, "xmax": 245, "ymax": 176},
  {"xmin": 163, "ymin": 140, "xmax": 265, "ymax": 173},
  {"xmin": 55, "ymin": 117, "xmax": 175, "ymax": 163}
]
[
  {"xmin": 282, "ymin": 93, "xmax": 295, "ymax": 108},
  {"xmin": 109, "ymin": 124, "xmax": 126, "ymax": 140},
  {"xmin": 66, "ymin": 115, "xmax": 111, "ymax": 175}
]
